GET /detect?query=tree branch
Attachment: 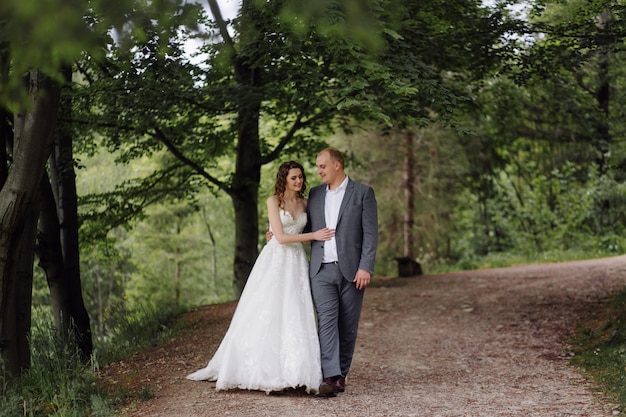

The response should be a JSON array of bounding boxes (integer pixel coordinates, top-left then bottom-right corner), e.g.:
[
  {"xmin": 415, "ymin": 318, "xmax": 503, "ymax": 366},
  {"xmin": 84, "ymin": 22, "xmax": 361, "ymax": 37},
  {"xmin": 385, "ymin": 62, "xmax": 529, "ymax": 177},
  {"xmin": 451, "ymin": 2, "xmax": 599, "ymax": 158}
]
[
  {"xmin": 207, "ymin": 0, "xmax": 236, "ymax": 56},
  {"xmin": 152, "ymin": 127, "xmax": 233, "ymax": 195},
  {"xmin": 261, "ymin": 106, "xmax": 337, "ymax": 165}
]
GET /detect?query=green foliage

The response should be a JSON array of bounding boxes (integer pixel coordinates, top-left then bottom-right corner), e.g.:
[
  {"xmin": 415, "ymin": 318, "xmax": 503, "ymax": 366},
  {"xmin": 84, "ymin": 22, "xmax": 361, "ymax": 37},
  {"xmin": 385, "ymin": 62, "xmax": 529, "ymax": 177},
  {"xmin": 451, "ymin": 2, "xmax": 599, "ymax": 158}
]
[
  {"xmin": 71, "ymin": 0, "xmax": 478, "ymax": 294},
  {"xmin": 275, "ymin": 0, "xmax": 388, "ymax": 54},
  {"xmin": 334, "ymin": 125, "xmax": 466, "ymax": 276},
  {"xmin": 120, "ymin": 195, "xmax": 235, "ymax": 311},
  {"xmin": 571, "ymin": 286, "xmax": 626, "ymax": 412},
  {"xmin": 0, "ymin": 301, "xmax": 180, "ymax": 416},
  {"xmin": 494, "ymin": 161, "xmax": 594, "ymax": 253},
  {"xmin": 0, "ymin": 308, "xmax": 113, "ymax": 417},
  {"xmin": 0, "ymin": 0, "xmax": 98, "ymax": 108},
  {"xmin": 439, "ymin": 0, "xmax": 626, "ymax": 267},
  {"xmin": 0, "ymin": 0, "xmax": 202, "ymax": 109},
  {"xmin": 80, "ymin": 235, "xmax": 136, "ymax": 341},
  {"xmin": 12, "ymin": 0, "xmax": 625, "ymax": 300},
  {"xmin": 586, "ymin": 175, "xmax": 626, "ymax": 237},
  {"xmin": 430, "ymin": 248, "xmax": 618, "ymax": 275},
  {"xmin": 75, "ymin": 148, "xmax": 234, "ymax": 343},
  {"xmin": 97, "ymin": 301, "xmax": 181, "ymax": 364},
  {"xmin": 449, "ymin": 147, "xmax": 626, "ymax": 267}
]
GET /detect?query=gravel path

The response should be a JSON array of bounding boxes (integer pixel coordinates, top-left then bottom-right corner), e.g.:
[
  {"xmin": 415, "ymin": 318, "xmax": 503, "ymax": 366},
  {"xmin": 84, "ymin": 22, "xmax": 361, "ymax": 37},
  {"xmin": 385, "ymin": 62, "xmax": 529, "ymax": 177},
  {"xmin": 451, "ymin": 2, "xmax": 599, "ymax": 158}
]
[{"xmin": 102, "ymin": 256, "xmax": 626, "ymax": 416}]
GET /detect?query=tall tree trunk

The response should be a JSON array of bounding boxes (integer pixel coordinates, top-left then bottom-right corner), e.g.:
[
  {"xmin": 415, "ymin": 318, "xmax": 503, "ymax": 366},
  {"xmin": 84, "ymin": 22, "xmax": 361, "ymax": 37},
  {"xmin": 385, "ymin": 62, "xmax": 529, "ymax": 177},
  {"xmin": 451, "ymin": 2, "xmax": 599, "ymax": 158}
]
[
  {"xmin": 15, "ymin": 201, "xmax": 38, "ymax": 374},
  {"xmin": 403, "ymin": 130, "xmax": 415, "ymax": 258},
  {"xmin": 174, "ymin": 220, "xmax": 181, "ymax": 306},
  {"xmin": 0, "ymin": 47, "xmax": 10, "ymax": 186},
  {"xmin": 9, "ymin": 111, "xmax": 38, "ymax": 374},
  {"xmin": 595, "ymin": 9, "xmax": 611, "ymax": 175},
  {"xmin": 38, "ymin": 172, "xmax": 71, "ymax": 335},
  {"xmin": 0, "ymin": 71, "xmax": 60, "ymax": 379},
  {"xmin": 231, "ymin": 184, "xmax": 260, "ymax": 297},
  {"xmin": 41, "ymin": 66, "xmax": 93, "ymax": 359},
  {"xmin": 0, "ymin": 110, "xmax": 9, "ymax": 185},
  {"xmin": 201, "ymin": 208, "xmax": 217, "ymax": 293},
  {"xmin": 6, "ymin": 72, "xmax": 37, "ymax": 373},
  {"xmin": 229, "ymin": 0, "xmax": 263, "ymax": 297},
  {"xmin": 230, "ymin": 103, "xmax": 261, "ymax": 295}
]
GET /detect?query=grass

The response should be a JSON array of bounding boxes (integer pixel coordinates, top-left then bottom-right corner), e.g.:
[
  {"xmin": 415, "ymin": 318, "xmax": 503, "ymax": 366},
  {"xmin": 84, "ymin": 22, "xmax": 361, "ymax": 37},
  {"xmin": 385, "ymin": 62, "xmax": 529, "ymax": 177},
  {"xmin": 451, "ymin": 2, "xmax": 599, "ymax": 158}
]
[
  {"xmin": 570, "ymin": 286, "xmax": 626, "ymax": 415},
  {"xmin": 426, "ymin": 248, "xmax": 619, "ymax": 275},
  {"xmin": 0, "ymin": 303, "xmax": 180, "ymax": 417},
  {"xmin": 0, "ymin": 322, "xmax": 112, "ymax": 417},
  {"xmin": 96, "ymin": 302, "xmax": 182, "ymax": 365}
]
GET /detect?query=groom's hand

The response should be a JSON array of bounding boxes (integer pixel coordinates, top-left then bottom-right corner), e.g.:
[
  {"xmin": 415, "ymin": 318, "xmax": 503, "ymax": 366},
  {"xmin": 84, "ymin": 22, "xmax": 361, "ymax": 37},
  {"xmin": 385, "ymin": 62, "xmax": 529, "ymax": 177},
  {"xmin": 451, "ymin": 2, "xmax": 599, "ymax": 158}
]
[
  {"xmin": 266, "ymin": 228, "xmax": 273, "ymax": 242},
  {"xmin": 354, "ymin": 269, "xmax": 371, "ymax": 290}
]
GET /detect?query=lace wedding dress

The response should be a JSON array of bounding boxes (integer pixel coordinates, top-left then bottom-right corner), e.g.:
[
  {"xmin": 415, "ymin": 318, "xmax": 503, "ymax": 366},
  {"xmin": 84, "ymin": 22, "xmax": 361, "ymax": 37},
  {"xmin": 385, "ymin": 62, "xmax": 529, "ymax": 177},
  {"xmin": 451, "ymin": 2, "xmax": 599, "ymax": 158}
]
[{"xmin": 186, "ymin": 210, "xmax": 322, "ymax": 394}]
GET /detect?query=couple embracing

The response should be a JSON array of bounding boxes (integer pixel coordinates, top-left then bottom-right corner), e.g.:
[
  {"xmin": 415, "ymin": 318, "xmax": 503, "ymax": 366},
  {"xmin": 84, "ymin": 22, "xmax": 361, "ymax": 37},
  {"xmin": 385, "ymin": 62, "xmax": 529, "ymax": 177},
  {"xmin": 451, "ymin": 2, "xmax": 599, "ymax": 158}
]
[{"xmin": 187, "ymin": 147, "xmax": 378, "ymax": 397}]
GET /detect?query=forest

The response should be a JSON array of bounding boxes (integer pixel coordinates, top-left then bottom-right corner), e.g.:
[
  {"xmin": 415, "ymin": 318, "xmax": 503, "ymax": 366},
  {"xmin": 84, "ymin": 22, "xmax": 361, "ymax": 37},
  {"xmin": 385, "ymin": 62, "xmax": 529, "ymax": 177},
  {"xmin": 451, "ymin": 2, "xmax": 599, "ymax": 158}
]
[{"xmin": 2, "ymin": 0, "xmax": 626, "ymax": 414}]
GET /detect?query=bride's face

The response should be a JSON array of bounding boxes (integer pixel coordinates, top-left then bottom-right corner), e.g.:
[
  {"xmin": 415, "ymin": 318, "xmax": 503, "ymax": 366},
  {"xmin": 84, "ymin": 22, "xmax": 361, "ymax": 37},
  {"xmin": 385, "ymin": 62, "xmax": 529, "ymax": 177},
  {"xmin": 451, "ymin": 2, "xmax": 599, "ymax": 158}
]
[{"xmin": 286, "ymin": 168, "xmax": 304, "ymax": 194}]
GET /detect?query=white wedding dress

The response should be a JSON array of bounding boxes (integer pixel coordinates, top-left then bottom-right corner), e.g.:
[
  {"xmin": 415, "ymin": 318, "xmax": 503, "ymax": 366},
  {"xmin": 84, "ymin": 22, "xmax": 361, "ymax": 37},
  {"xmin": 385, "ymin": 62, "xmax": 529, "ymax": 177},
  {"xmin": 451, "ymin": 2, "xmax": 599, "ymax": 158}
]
[{"xmin": 186, "ymin": 210, "xmax": 322, "ymax": 394}]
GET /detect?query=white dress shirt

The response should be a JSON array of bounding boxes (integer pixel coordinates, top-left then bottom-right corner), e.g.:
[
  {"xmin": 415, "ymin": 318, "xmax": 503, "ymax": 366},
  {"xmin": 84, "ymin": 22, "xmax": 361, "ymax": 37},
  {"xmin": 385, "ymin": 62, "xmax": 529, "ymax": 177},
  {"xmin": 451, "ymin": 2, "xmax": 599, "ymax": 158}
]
[{"xmin": 322, "ymin": 176, "xmax": 348, "ymax": 263}]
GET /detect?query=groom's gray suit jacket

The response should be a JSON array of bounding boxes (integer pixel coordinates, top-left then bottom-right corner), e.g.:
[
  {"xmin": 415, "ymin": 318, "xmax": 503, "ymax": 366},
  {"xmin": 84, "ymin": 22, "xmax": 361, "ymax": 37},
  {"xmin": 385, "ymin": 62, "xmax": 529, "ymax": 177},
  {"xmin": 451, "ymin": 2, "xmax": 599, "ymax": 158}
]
[{"xmin": 306, "ymin": 178, "xmax": 378, "ymax": 280}]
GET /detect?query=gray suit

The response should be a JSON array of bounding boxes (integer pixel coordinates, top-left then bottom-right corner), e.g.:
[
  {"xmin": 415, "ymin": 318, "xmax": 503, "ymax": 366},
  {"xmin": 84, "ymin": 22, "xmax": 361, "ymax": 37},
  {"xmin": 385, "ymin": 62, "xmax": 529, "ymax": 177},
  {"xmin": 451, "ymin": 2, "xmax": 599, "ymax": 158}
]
[{"xmin": 306, "ymin": 177, "xmax": 378, "ymax": 379}]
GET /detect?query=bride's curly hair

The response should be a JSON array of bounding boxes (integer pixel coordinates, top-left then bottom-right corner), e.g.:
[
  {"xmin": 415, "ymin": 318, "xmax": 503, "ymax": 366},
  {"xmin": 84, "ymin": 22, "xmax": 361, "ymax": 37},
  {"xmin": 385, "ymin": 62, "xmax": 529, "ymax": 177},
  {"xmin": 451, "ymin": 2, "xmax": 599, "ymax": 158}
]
[{"xmin": 274, "ymin": 161, "xmax": 307, "ymax": 209}]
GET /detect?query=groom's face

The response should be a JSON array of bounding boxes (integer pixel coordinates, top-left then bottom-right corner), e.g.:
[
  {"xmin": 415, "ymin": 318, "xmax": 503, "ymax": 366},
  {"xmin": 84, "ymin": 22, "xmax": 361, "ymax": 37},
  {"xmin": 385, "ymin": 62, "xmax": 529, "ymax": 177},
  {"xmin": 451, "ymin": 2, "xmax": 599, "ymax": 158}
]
[{"xmin": 316, "ymin": 151, "xmax": 339, "ymax": 185}]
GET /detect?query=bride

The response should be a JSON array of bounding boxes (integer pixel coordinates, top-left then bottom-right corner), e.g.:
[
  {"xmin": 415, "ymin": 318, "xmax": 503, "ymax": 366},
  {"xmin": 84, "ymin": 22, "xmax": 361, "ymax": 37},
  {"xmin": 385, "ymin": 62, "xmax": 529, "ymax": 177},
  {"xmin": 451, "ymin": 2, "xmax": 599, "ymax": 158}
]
[{"xmin": 186, "ymin": 161, "xmax": 334, "ymax": 394}]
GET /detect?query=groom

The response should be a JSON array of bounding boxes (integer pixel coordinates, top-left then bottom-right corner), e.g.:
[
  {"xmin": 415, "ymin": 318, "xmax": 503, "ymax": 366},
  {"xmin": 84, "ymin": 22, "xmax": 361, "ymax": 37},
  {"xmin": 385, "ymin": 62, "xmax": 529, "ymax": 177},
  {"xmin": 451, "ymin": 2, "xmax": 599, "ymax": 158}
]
[{"xmin": 306, "ymin": 147, "xmax": 378, "ymax": 397}]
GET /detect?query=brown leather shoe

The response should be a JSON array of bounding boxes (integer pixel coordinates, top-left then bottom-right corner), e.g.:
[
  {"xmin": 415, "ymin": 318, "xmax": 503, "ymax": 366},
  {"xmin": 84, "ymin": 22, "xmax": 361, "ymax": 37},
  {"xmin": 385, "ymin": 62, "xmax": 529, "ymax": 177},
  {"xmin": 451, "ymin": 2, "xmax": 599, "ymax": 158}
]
[
  {"xmin": 317, "ymin": 377, "xmax": 337, "ymax": 397},
  {"xmin": 335, "ymin": 376, "xmax": 345, "ymax": 393}
]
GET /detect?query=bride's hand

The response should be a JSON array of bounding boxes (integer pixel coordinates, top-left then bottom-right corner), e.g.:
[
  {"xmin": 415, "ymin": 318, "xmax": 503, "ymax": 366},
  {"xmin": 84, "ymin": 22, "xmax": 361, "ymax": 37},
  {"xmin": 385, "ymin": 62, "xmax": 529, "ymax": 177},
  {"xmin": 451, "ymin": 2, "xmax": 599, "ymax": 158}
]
[{"xmin": 314, "ymin": 228, "xmax": 335, "ymax": 241}]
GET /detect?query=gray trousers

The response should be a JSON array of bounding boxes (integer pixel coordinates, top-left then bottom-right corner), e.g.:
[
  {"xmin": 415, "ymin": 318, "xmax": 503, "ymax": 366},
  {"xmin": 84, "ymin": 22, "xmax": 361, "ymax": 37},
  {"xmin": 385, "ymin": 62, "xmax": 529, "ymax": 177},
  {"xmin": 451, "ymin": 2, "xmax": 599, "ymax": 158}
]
[{"xmin": 310, "ymin": 262, "xmax": 365, "ymax": 379}]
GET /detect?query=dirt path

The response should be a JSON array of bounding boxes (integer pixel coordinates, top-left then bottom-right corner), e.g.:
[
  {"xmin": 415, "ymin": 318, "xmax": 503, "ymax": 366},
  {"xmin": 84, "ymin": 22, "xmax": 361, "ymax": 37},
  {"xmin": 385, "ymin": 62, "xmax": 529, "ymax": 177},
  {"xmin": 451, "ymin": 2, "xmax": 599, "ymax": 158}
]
[{"xmin": 101, "ymin": 256, "xmax": 626, "ymax": 416}]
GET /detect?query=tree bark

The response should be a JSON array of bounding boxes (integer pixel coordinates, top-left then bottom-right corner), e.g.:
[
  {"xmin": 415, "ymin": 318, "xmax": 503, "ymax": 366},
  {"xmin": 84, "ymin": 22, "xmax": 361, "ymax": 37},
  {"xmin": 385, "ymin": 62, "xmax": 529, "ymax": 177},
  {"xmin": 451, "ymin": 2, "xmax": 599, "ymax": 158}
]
[
  {"xmin": 0, "ymin": 71, "xmax": 60, "ymax": 378},
  {"xmin": 0, "ymin": 109, "xmax": 9, "ymax": 185},
  {"xmin": 595, "ymin": 9, "xmax": 611, "ymax": 175},
  {"xmin": 0, "ymin": 47, "xmax": 10, "ymax": 186},
  {"xmin": 229, "ymin": 0, "xmax": 263, "ymax": 297},
  {"xmin": 201, "ymin": 208, "xmax": 217, "ymax": 293},
  {"xmin": 230, "ymin": 96, "xmax": 262, "ymax": 295},
  {"xmin": 39, "ymin": 66, "xmax": 93, "ymax": 360},
  {"xmin": 14, "ymin": 199, "xmax": 37, "ymax": 373},
  {"xmin": 403, "ymin": 130, "xmax": 415, "ymax": 258},
  {"xmin": 231, "ymin": 185, "xmax": 260, "ymax": 296},
  {"xmin": 38, "ymin": 172, "xmax": 71, "ymax": 335}
]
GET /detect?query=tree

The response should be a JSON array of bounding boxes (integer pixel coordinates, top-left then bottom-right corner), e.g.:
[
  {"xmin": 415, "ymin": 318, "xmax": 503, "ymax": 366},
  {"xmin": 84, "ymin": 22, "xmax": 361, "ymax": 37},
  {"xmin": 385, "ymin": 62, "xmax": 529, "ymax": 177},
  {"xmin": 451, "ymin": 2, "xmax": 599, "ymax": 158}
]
[
  {"xmin": 0, "ymin": 71, "xmax": 61, "ymax": 377},
  {"xmin": 0, "ymin": 0, "xmax": 200, "ymax": 379},
  {"xmin": 75, "ymin": 0, "xmax": 508, "ymax": 295},
  {"xmin": 336, "ymin": 0, "xmax": 515, "ymax": 267},
  {"xmin": 433, "ymin": 0, "xmax": 626, "ymax": 259},
  {"xmin": 36, "ymin": 67, "xmax": 93, "ymax": 360}
]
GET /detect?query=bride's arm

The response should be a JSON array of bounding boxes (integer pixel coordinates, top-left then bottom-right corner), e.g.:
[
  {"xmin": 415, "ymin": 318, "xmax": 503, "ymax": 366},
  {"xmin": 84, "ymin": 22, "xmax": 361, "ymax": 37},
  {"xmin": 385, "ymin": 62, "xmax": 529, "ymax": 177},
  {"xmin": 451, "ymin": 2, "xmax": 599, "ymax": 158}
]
[{"xmin": 266, "ymin": 196, "xmax": 334, "ymax": 244}]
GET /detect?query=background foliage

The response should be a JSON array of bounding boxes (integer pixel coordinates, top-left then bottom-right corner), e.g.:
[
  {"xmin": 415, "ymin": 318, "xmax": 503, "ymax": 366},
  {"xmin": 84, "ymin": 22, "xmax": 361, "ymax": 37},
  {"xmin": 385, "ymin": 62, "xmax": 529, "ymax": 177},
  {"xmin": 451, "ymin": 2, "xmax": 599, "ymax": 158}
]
[{"xmin": 60, "ymin": 0, "xmax": 626, "ymax": 341}]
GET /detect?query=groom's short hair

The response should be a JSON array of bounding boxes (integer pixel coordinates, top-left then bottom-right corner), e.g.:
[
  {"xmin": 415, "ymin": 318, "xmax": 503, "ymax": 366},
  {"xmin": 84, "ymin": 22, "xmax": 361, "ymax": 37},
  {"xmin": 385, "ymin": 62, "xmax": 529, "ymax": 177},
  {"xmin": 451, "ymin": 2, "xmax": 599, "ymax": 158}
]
[{"xmin": 321, "ymin": 147, "xmax": 345, "ymax": 168}]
